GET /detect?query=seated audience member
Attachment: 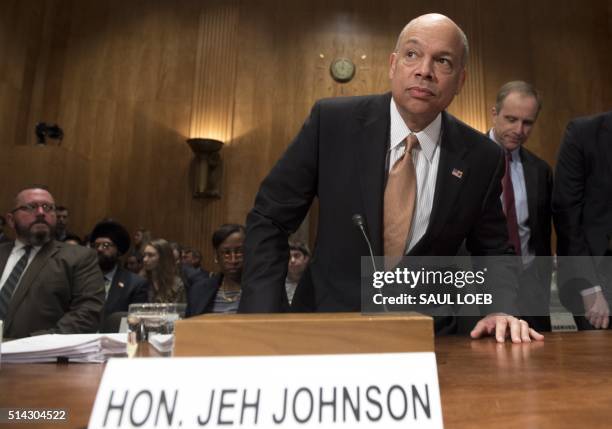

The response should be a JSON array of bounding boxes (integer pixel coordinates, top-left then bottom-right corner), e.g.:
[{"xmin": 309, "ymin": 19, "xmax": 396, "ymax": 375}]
[
  {"xmin": 143, "ymin": 239, "xmax": 186, "ymax": 303},
  {"xmin": 182, "ymin": 248, "xmax": 210, "ymax": 278},
  {"xmin": 64, "ymin": 233, "xmax": 84, "ymax": 246},
  {"xmin": 169, "ymin": 241, "xmax": 183, "ymax": 267},
  {"xmin": 132, "ymin": 228, "xmax": 151, "ymax": 254},
  {"xmin": 285, "ymin": 241, "xmax": 310, "ymax": 304},
  {"xmin": 0, "ymin": 215, "xmax": 10, "ymax": 243},
  {"xmin": 54, "ymin": 205, "xmax": 73, "ymax": 242},
  {"xmin": 125, "ymin": 250, "xmax": 144, "ymax": 275},
  {"xmin": 186, "ymin": 224, "xmax": 245, "ymax": 316},
  {"xmin": 0, "ymin": 185, "xmax": 104, "ymax": 338},
  {"xmin": 90, "ymin": 220, "xmax": 148, "ymax": 323}
]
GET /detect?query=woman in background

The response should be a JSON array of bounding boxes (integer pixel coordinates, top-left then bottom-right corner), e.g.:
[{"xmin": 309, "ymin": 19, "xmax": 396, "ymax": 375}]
[
  {"xmin": 143, "ymin": 238, "xmax": 186, "ymax": 303},
  {"xmin": 186, "ymin": 224, "xmax": 245, "ymax": 315},
  {"xmin": 133, "ymin": 228, "xmax": 151, "ymax": 254}
]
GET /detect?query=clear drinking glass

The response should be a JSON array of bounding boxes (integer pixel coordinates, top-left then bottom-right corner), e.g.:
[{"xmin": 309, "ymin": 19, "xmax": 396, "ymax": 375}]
[{"xmin": 126, "ymin": 303, "xmax": 186, "ymax": 358}]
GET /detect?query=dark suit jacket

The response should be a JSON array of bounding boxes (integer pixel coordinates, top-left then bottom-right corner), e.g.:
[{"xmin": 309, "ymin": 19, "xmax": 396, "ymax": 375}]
[
  {"xmin": 553, "ymin": 111, "xmax": 612, "ymax": 312},
  {"xmin": 240, "ymin": 93, "xmax": 517, "ymax": 317},
  {"xmin": 0, "ymin": 240, "xmax": 105, "ymax": 338},
  {"xmin": 517, "ymin": 146, "xmax": 553, "ymax": 329},
  {"xmin": 103, "ymin": 266, "xmax": 148, "ymax": 316},
  {"xmin": 185, "ymin": 274, "xmax": 222, "ymax": 317},
  {"xmin": 520, "ymin": 147, "xmax": 553, "ymax": 258}
]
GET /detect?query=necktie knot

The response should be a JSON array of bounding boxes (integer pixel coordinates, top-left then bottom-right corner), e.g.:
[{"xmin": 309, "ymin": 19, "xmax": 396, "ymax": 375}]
[
  {"xmin": 505, "ymin": 150, "xmax": 513, "ymax": 162},
  {"xmin": 406, "ymin": 134, "xmax": 420, "ymax": 154}
]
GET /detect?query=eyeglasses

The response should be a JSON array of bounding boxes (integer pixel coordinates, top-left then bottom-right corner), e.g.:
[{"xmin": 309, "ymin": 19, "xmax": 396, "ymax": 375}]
[
  {"xmin": 93, "ymin": 242, "xmax": 116, "ymax": 250},
  {"xmin": 219, "ymin": 247, "xmax": 244, "ymax": 260},
  {"xmin": 12, "ymin": 203, "xmax": 56, "ymax": 214}
]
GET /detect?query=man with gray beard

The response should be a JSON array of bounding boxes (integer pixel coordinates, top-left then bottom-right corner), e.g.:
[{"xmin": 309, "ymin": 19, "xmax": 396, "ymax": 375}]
[{"xmin": 0, "ymin": 185, "xmax": 104, "ymax": 339}]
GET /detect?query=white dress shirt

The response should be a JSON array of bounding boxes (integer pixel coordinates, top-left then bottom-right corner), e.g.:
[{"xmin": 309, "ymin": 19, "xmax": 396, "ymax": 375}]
[
  {"xmin": 0, "ymin": 240, "xmax": 43, "ymax": 292},
  {"xmin": 389, "ymin": 99, "xmax": 442, "ymax": 253}
]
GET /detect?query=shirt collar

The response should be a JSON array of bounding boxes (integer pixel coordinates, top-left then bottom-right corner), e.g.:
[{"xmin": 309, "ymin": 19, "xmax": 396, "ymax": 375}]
[
  {"xmin": 105, "ymin": 264, "xmax": 118, "ymax": 282},
  {"xmin": 390, "ymin": 98, "xmax": 441, "ymax": 162},
  {"xmin": 14, "ymin": 238, "xmax": 42, "ymax": 252},
  {"xmin": 488, "ymin": 129, "xmax": 521, "ymax": 162}
]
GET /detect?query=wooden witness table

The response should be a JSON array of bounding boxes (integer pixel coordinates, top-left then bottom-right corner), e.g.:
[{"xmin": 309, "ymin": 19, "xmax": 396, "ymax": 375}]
[{"xmin": 1, "ymin": 331, "xmax": 611, "ymax": 428}]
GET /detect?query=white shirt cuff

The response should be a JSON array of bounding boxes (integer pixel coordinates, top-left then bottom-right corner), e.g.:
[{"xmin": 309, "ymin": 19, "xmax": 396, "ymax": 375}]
[{"xmin": 580, "ymin": 285, "xmax": 603, "ymax": 296}]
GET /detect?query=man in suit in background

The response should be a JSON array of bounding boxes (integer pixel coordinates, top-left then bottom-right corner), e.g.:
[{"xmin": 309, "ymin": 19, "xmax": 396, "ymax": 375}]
[
  {"xmin": 90, "ymin": 220, "xmax": 148, "ymax": 330},
  {"xmin": 54, "ymin": 205, "xmax": 71, "ymax": 242},
  {"xmin": 553, "ymin": 111, "xmax": 612, "ymax": 330},
  {"xmin": 0, "ymin": 185, "xmax": 104, "ymax": 338},
  {"xmin": 240, "ymin": 13, "xmax": 543, "ymax": 342},
  {"xmin": 489, "ymin": 81, "xmax": 553, "ymax": 332}
]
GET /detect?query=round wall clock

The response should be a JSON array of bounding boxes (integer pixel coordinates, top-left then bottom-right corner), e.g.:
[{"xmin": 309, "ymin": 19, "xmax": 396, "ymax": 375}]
[{"xmin": 330, "ymin": 58, "xmax": 355, "ymax": 83}]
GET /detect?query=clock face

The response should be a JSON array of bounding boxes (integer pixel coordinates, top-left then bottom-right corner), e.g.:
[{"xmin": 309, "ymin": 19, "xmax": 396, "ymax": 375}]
[{"xmin": 330, "ymin": 58, "xmax": 355, "ymax": 83}]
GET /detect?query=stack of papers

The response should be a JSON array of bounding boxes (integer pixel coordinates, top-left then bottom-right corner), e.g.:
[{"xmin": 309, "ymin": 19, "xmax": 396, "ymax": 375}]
[{"xmin": 1, "ymin": 334, "xmax": 128, "ymax": 363}]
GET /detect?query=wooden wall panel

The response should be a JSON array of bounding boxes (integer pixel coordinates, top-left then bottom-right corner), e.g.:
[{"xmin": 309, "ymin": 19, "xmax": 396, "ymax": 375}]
[{"xmin": 1, "ymin": 0, "xmax": 612, "ymax": 269}]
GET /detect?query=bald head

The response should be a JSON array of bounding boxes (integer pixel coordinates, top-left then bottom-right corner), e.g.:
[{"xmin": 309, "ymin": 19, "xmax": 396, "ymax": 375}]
[{"xmin": 395, "ymin": 14, "xmax": 469, "ymax": 66}]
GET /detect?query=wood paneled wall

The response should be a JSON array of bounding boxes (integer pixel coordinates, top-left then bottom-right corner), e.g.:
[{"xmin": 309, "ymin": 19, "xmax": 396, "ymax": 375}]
[{"xmin": 1, "ymin": 0, "xmax": 611, "ymax": 267}]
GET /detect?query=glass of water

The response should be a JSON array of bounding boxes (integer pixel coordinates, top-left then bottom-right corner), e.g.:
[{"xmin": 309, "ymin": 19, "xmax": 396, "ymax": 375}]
[{"xmin": 126, "ymin": 303, "xmax": 186, "ymax": 358}]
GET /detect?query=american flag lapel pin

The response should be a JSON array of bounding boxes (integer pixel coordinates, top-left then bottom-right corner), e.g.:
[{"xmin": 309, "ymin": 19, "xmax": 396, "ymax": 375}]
[{"xmin": 451, "ymin": 168, "xmax": 463, "ymax": 179}]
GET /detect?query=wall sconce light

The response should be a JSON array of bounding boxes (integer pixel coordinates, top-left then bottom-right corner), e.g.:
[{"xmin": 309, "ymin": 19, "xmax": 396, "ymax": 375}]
[
  {"xmin": 187, "ymin": 138, "xmax": 223, "ymax": 198},
  {"xmin": 35, "ymin": 122, "xmax": 64, "ymax": 145}
]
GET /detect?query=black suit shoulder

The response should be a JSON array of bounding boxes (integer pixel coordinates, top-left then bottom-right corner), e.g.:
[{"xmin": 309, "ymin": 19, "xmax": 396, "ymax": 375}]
[
  {"xmin": 54, "ymin": 240, "xmax": 98, "ymax": 262},
  {"xmin": 567, "ymin": 110, "xmax": 612, "ymax": 130},
  {"xmin": 186, "ymin": 274, "xmax": 222, "ymax": 317},
  {"xmin": 115, "ymin": 266, "xmax": 147, "ymax": 289},
  {"xmin": 521, "ymin": 146, "xmax": 553, "ymax": 172},
  {"xmin": 446, "ymin": 113, "xmax": 503, "ymax": 158}
]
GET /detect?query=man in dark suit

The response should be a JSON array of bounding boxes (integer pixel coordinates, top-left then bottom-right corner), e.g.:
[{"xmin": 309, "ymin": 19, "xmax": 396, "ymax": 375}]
[
  {"xmin": 489, "ymin": 81, "xmax": 553, "ymax": 332},
  {"xmin": 90, "ymin": 220, "xmax": 148, "ymax": 329},
  {"xmin": 0, "ymin": 186, "xmax": 104, "ymax": 339},
  {"xmin": 553, "ymin": 111, "xmax": 612, "ymax": 330},
  {"xmin": 240, "ymin": 13, "xmax": 543, "ymax": 342}
]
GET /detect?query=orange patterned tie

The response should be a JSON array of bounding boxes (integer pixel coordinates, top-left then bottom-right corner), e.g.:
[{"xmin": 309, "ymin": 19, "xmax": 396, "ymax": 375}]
[{"xmin": 384, "ymin": 134, "xmax": 419, "ymax": 258}]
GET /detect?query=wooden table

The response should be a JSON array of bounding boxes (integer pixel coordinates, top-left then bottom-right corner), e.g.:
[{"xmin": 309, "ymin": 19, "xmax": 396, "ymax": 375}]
[{"xmin": 1, "ymin": 331, "xmax": 611, "ymax": 428}]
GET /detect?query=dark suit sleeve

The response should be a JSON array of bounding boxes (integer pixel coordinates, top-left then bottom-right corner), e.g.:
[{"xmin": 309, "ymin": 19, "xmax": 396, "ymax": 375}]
[
  {"xmin": 466, "ymin": 147, "xmax": 519, "ymax": 315},
  {"xmin": 55, "ymin": 248, "xmax": 105, "ymax": 334},
  {"xmin": 239, "ymin": 102, "xmax": 321, "ymax": 313},
  {"xmin": 544, "ymin": 163, "xmax": 553, "ymax": 251},
  {"xmin": 131, "ymin": 276, "xmax": 149, "ymax": 304},
  {"xmin": 553, "ymin": 120, "xmax": 600, "ymax": 309}
]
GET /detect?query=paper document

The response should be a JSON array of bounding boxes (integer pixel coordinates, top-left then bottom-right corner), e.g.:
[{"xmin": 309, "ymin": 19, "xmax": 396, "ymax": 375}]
[{"xmin": 1, "ymin": 334, "xmax": 128, "ymax": 363}]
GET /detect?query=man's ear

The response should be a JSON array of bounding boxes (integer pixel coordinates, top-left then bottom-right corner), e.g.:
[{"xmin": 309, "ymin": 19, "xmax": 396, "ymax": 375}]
[
  {"xmin": 6, "ymin": 212, "xmax": 15, "ymax": 230},
  {"xmin": 388, "ymin": 52, "xmax": 398, "ymax": 80},
  {"xmin": 491, "ymin": 106, "xmax": 499, "ymax": 123}
]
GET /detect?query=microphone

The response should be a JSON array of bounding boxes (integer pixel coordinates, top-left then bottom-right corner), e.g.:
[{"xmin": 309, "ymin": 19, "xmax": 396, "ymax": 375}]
[
  {"xmin": 352, "ymin": 214, "xmax": 377, "ymax": 273},
  {"xmin": 353, "ymin": 214, "xmax": 387, "ymax": 313}
]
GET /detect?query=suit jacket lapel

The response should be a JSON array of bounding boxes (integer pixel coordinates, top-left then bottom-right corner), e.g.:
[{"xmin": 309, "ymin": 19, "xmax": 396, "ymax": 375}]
[
  {"xmin": 104, "ymin": 266, "xmax": 124, "ymax": 314},
  {"xmin": 412, "ymin": 112, "xmax": 469, "ymax": 251},
  {"xmin": 7, "ymin": 240, "xmax": 60, "ymax": 320},
  {"xmin": 354, "ymin": 93, "xmax": 390, "ymax": 255},
  {"xmin": 520, "ymin": 148, "xmax": 539, "ymax": 232}
]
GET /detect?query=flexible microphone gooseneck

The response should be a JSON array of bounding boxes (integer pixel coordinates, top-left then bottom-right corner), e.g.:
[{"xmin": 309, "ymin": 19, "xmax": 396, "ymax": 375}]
[
  {"xmin": 352, "ymin": 214, "xmax": 377, "ymax": 273},
  {"xmin": 352, "ymin": 214, "xmax": 388, "ymax": 313}
]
